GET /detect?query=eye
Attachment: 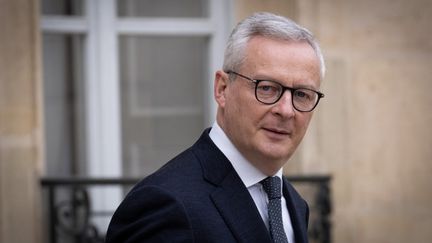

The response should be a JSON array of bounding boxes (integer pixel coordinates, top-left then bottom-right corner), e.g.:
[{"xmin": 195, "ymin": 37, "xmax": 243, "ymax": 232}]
[
  {"xmin": 295, "ymin": 90, "xmax": 307, "ymax": 97},
  {"xmin": 256, "ymin": 81, "xmax": 280, "ymax": 96},
  {"xmin": 294, "ymin": 89, "xmax": 314, "ymax": 101},
  {"xmin": 259, "ymin": 85, "xmax": 276, "ymax": 92}
]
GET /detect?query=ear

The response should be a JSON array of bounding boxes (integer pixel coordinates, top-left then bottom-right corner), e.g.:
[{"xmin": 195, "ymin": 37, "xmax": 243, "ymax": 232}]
[{"xmin": 214, "ymin": 70, "xmax": 229, "ymax": 108}]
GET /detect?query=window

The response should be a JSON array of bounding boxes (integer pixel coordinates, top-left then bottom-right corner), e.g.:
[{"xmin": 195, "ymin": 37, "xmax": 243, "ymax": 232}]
[
  {"xmin": 42, "ymin": 33, "xmax": 86, "ymax": 176},
  {"xmin": 41, "ymin": 0, "xmax": 232, "ymax": 232},
  {"xmin": 119, "ymin": 35, "xmax": 209, "ymax": 176}
]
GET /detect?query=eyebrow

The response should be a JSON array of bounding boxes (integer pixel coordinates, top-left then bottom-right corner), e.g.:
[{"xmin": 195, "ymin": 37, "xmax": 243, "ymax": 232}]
[{"xmin": 253, "ymin": 74, "xmax": 319, "ymax": 91}]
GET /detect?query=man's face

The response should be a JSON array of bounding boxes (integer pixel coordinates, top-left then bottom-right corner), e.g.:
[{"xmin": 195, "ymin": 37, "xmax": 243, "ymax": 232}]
[{"xmin": 215, "ymin": 36, "xmax": 321, "ymax": 175}]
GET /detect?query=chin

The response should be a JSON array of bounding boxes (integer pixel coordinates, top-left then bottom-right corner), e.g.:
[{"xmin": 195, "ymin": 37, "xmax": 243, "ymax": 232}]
[{"xmin": 259, "ymin": 146, "xmax": 292, "ymax": 162}]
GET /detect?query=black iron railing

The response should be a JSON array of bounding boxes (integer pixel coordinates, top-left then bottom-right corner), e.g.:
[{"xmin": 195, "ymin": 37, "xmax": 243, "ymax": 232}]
[{"xmin": 41, "ymin": 176, "xmax": 331, "ymax": 243}]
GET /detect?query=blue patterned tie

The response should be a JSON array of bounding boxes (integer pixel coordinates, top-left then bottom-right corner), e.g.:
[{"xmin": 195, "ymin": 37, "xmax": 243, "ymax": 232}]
[{"xmin": 261, "ymin": 176, "xmax": 289, "ymax": 243}]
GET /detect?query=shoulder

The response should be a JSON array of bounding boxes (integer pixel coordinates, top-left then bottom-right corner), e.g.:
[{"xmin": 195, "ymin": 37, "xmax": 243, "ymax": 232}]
[
  {"xmin": 106, "ymin": 129, "xmax": 229, "ymax": 242},
  {"xmin": 130, "ymin": 128, "xmax": 224, "ymax": 196},
  {"xmin": 131, "ymin": 146, "xmax": 204, "ymax": 193},
  {"xmin": 106, "ymin": 184, "xmax": 194, "ymax": 243},
  {"xmin": 106, "ymin": 143, "xmax": 203, "ymax": 243}
]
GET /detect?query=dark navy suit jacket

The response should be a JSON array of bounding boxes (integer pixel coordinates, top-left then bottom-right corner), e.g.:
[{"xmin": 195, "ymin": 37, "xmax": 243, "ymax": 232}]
[{"xmin": 106, "ymin": 129, "xmax": 309, "ymax": 243}]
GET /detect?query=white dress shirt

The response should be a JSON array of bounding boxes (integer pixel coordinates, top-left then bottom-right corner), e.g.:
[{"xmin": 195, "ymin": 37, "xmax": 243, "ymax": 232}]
[{"xmin": 209, "ymin": 122, "xmax": 295, "ymax": 242}]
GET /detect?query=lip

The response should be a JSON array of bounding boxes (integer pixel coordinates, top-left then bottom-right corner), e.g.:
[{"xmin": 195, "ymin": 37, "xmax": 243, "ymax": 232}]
[{"xmin": 262, "ymin": 127, "xmax": 292, "ymax": 137}]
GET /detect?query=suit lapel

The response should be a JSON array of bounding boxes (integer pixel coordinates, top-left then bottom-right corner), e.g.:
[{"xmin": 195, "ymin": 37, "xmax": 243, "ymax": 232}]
[
  {"xmin": 283, "ymin": 178, "xmax": 309, "ymax": 243},
  {"xmin": 192, "ymin": 129, "xmax": 271, "ymax": 243},
  {"xmin": 210, "ymin": 171, "xmax": 271, "ymax": 243}
]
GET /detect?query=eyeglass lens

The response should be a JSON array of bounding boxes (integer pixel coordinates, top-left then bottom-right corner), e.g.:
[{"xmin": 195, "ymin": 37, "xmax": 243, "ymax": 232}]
[{"xmin": 255, "ymin": 81, "xmax": 319, "ymax": 111}]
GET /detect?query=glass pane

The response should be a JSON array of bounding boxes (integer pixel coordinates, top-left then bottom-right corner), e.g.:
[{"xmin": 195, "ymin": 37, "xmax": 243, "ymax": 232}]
[
  {"xmin": 118, "ymin": 0, "xmax": 209, "ymax": 18},
  {"xmin": 42, "ymin": 0, "xmax": 83, "ymax": 15},
  {"xmin": 42, "ymin": 33, "xmax": 86, "ymax": 176},
  {"xmin": 119, "ymin": 36, "xmax": 208, "ymax": 176}
]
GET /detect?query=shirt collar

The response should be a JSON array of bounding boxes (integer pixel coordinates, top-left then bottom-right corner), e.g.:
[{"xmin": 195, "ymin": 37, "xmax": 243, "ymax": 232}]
[{"xmin": 209, "ymin": 122, "xmax": 283, "ymax": 188}]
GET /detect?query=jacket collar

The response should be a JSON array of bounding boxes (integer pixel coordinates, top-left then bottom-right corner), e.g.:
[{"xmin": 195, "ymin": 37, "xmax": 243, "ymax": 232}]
[{"xmin": 192, "ymin": 129, "xmax": 272, "ymax": 243}]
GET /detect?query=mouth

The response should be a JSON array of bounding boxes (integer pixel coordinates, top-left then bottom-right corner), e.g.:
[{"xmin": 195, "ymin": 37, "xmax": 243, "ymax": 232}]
[{"xmin": 262, "ymin": 127, "xmax": 291, "ymax": 137}]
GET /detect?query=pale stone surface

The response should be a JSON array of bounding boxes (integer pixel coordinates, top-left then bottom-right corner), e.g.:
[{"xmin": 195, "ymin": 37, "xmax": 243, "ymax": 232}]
[
  {"xmin": 235, "ymin": 0, "xmax": 297, "ymax": 21},
  {"xmin": 298, "ymin": 0, "xmax": 432, "ymax": 242},
  {"xmin": 0, "ymin": 0, "xmax": 43, "ymax": 242}
]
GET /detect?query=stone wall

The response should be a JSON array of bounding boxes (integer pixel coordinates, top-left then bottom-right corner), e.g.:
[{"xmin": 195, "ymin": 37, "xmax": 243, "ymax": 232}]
[{"xmin": 0, "ymin": 0, "xmax": 43, "ymax": 242}]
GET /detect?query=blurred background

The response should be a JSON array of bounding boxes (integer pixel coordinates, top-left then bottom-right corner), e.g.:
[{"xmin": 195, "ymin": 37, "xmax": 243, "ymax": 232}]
[{"xmin": 1, "ymin": 0, "xmax": 431, "ymax": 242}]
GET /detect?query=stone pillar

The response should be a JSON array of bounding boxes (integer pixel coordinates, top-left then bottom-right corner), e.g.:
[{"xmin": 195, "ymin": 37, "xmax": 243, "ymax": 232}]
[
  {"xmin": 0, "ymin": 0, "xmax": 43, "ymax": 242},
  {"xmin": 295, "ymin": 0, "xmax": 432, "ymax": 243}
]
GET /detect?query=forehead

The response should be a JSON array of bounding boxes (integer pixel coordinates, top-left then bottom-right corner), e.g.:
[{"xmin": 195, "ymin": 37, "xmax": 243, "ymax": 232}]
[{"xmin": 241, "ymin": 36, "xmax": 321, "ymax": 87}]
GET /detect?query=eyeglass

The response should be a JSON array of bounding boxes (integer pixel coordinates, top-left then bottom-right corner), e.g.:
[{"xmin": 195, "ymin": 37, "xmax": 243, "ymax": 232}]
[{"xmin": 227, "ymin": 71, "xmax": 324, "ymax": 112}]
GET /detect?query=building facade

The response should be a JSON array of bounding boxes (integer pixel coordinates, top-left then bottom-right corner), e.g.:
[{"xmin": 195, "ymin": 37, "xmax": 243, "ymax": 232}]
[{"xmin": 1, "ymin": 0, "xmax": 432, "ymax": 242}]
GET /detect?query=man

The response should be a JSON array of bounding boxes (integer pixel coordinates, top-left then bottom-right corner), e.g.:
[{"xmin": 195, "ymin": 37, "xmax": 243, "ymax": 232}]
[{"xmin": 106, "ymin": 12, "xmax": 325, "ymax": 243}]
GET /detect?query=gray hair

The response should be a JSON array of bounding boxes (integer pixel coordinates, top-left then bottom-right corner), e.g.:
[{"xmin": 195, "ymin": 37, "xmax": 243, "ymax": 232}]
[{"xmin": 223, "ymin": 12, "xmax": 326, "ymax": 79}]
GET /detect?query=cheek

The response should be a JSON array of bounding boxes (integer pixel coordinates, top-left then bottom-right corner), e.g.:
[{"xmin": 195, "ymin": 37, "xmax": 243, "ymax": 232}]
[
  {"xmin": 225, "ymin": 86, "xmax": 267, "ymax": 131},
  {"xmin": 295, "ymin": 114, "xmax": 313, "ymax": 136},
  {"xmin": 236, "ymin": 98, "xmax": 263, "ymax": 124},
  {"xmin": 226, "ymin": 88, "xmax": 247, "ymax": 115}
]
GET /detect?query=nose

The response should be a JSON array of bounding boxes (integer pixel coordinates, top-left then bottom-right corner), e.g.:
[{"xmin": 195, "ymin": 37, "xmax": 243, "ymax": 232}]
[{"xmin": 270, "ymin": 90, "xmax": 296, "ymax": 118}]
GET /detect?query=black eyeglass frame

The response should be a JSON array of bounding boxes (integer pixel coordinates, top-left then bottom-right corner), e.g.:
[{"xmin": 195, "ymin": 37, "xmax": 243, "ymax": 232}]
[{"xmin": 227, "ymin": 71, "xmax": 325, "ymax": 112}]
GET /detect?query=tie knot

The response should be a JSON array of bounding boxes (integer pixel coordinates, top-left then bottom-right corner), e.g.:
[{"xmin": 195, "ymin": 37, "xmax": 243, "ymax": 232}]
[{"xmin": 260, "ymin": 176, "xmax": 282, "ymax": 199}]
